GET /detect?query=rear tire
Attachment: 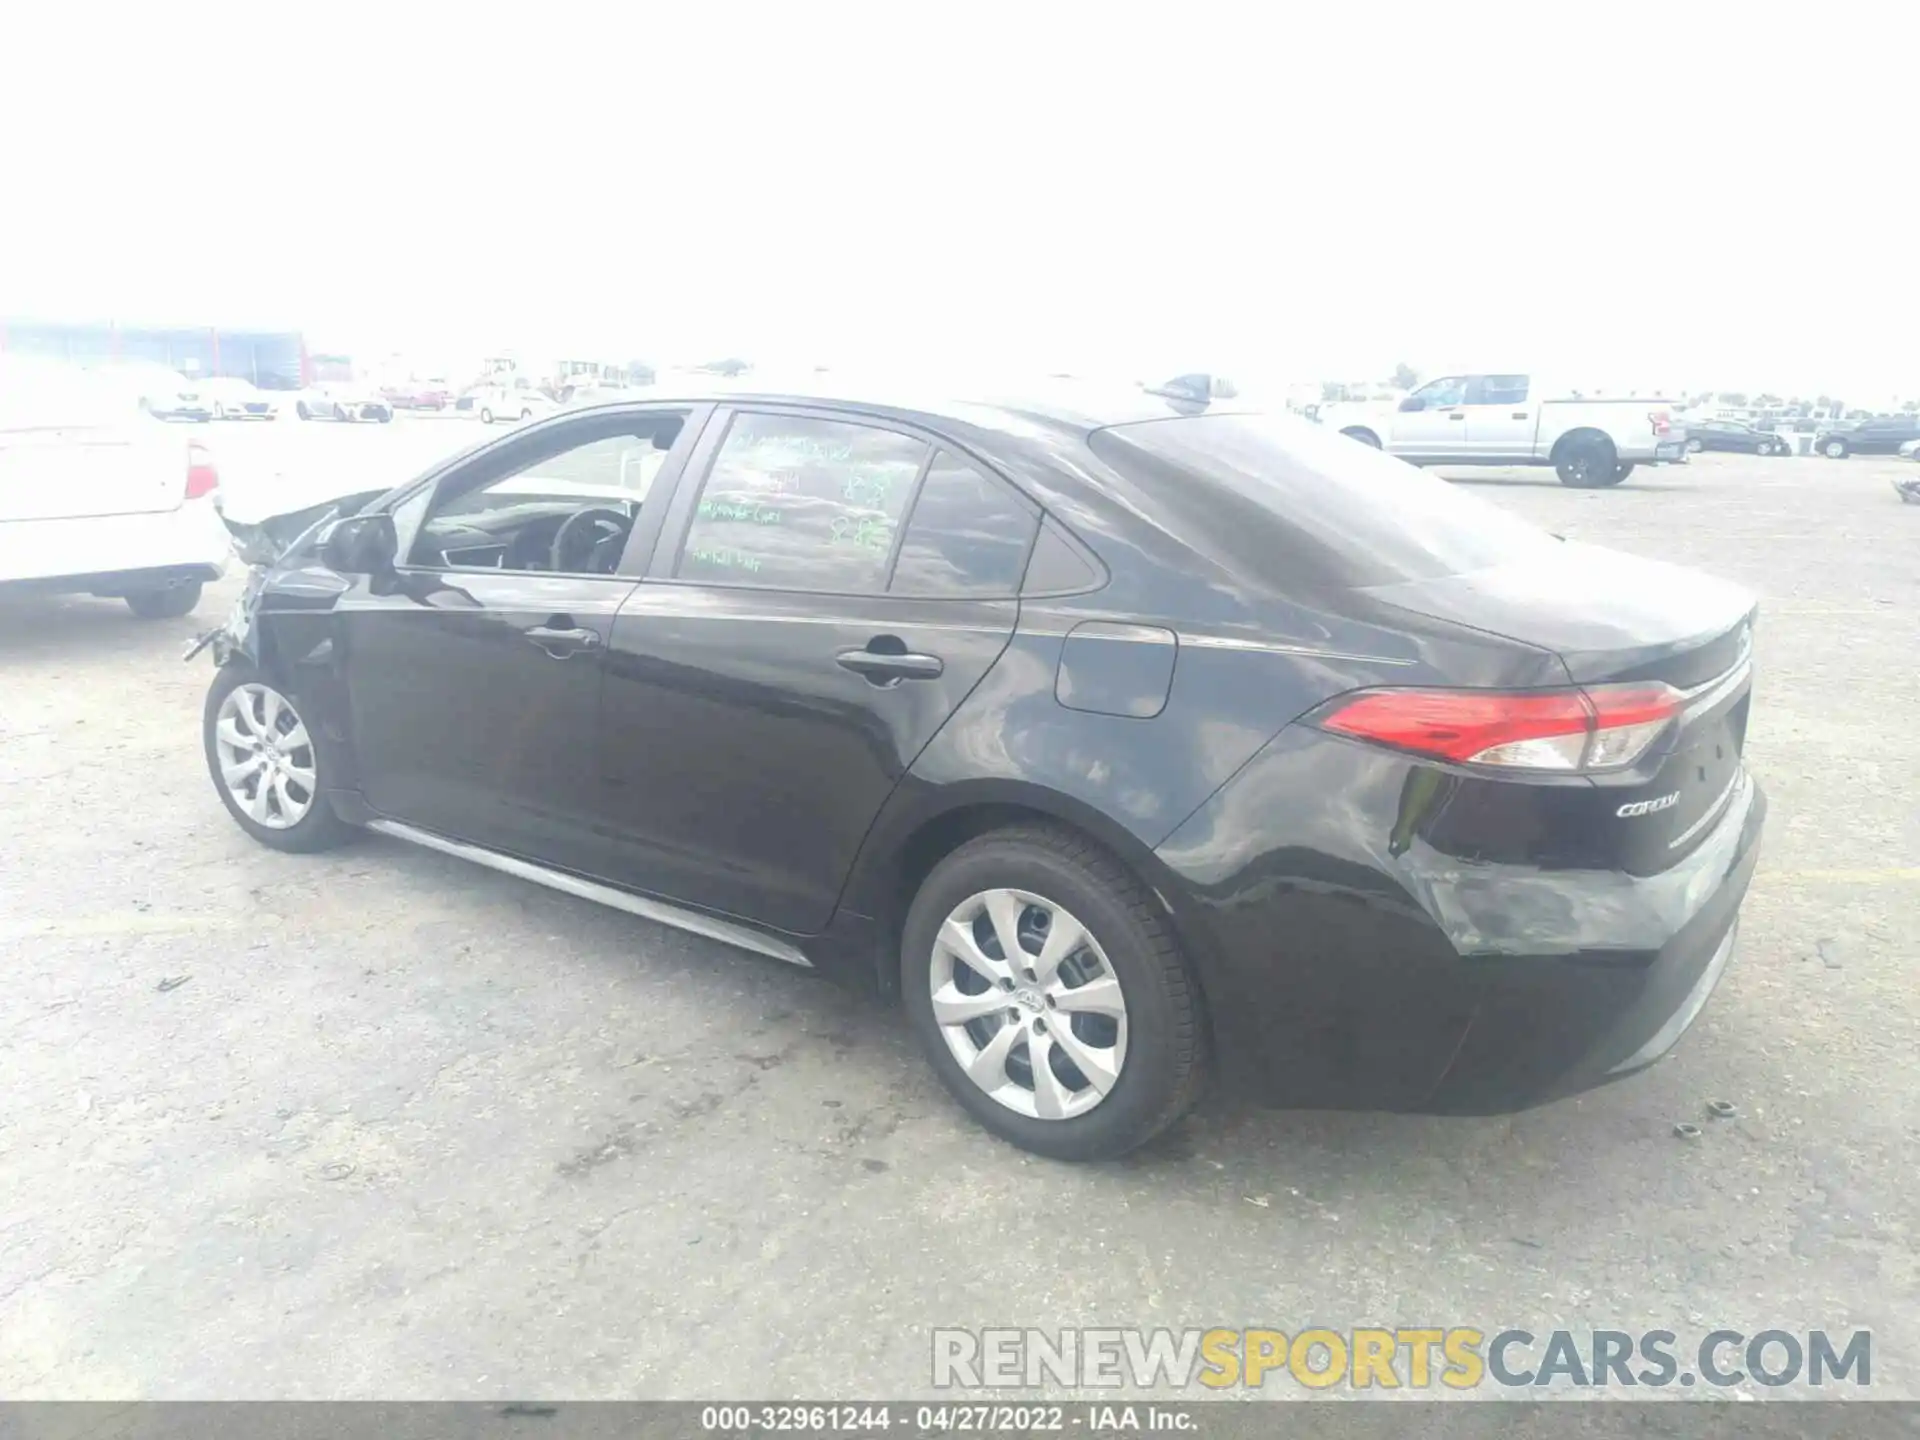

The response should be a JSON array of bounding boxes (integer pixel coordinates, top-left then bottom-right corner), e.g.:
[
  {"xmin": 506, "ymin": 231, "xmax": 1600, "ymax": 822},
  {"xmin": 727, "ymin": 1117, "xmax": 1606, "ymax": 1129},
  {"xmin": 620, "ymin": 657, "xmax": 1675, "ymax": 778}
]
[
  {"xmin": 480, "ymin": 407, "xmax": 496, "ymax": 424},
  {"xmin": 1685, "ymin": 437, "xmax": 1703, "ymax": 453},
  {"xmin": 296, "ymin": 401, "xmax": 312, "ymax": 420},
  {"xmin": 1555, "ymin": 433, "xmax": 1619, "ymax": 487},
  {"xmin": 203, "ymin": 664, "xmax": 356, "ymax": 853},
  {"xmin": 901, "ymin": 824, "xmax": 1209, "ymax": 1161},
  {"xmin": 1755, "ymin": 440, "xmax": 1775, "ymax": 456},
  {"xmin": 125, "ymin": 580, "xmax": 203, "ymax": 619},
  {"xmin": 333, "ymin": 403, "xmax": 350, "ymax": 422}
]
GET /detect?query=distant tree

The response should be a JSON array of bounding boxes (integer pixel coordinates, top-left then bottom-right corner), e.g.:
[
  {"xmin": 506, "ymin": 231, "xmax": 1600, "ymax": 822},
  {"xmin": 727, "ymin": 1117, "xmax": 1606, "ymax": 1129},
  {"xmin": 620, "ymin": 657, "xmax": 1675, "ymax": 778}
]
[
  {"xmin": 700, "ymin": 357, "xmax": 751, "ymax": 377},
  {"xmin": 1321, "ymin": 380, "xmax": 1348, "ymax": 402},
  {"xmin": 1689, "ymin": 392, "xmax": 1713, "ymax": 408},
  {"xmin": 1754, "ymin": 392, "xmax": 1783, "ymax": 408},
  {"xmin": 1815, "ymin": 394, "xmax": 1833, "ymax": 411},
  {"xmin": 1390, "ymin": 362, "xmax": 1420, "ymax": 391},
  {"xmin": 1716, "ymin": 391, "xmax": 1748, "ymax": 405},
  {"xmin": 1795, "ymin": 399, "xmax": 1814, "ymax": 417},
  {"xmin": 1904, "ymin": 400, "xmax": 1919, "ymax": 413}
]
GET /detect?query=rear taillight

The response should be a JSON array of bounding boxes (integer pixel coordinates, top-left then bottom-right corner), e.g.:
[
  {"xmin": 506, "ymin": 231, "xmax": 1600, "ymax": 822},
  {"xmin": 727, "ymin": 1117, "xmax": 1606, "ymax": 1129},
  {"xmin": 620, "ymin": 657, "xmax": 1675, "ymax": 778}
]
[
  {"xmin": 185, "ymin": 442, "xmax": 218, "ymax": 500},
  {"xmin": 1315, "ymin": 682, "xmax": 1683, "ymax": 772},
  {"xmin": 1649, "ymin": 409, "xmax": 1672, "ymax": 436}
]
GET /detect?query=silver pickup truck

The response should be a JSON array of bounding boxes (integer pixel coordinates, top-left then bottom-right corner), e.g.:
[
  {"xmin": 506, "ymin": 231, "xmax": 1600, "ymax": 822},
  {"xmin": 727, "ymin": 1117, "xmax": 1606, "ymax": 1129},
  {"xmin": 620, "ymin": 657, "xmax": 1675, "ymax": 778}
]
[{"xmin": 1315, "ymin": 372, "xmax": 1688, "ymax": 487}]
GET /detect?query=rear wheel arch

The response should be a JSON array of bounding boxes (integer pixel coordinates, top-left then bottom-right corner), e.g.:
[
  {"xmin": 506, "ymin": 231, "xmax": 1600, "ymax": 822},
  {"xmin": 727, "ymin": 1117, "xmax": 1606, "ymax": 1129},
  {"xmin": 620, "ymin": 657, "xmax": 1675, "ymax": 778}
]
[
  {"xmin": 845, "ymin": 788, "xmax": 1183, "ymax": 996},
  {"xmin": 1549, "ymin": 426, "xmax": 1614, "ymax": 465},
  {"xmin": 1340, "ymin": 426, "xmax": 1383, "ymax": 449}
]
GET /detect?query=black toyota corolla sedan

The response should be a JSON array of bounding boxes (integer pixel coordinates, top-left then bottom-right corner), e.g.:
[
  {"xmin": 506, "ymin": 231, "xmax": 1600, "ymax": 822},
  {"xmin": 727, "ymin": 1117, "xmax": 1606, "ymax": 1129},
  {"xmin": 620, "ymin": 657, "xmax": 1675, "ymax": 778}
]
[{"xmin": 189, "ymin": 382, "xmax": 1765, "ymax": 1160}]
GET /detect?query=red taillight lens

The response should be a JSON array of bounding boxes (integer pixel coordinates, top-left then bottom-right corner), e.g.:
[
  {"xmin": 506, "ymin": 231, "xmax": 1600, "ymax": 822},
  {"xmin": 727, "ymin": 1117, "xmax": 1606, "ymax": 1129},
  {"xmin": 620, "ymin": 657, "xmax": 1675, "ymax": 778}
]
[
  {"xmin": 185, "ymin": 443, "xmax": 218, "ymax": 500},
  {"xmin": 1649, "ymin": 409, "xmax": 1672, "ymax": 436},
  {"xmin": 1315, "ymin": 682, "xmax": 1682, "ymax": 772}
]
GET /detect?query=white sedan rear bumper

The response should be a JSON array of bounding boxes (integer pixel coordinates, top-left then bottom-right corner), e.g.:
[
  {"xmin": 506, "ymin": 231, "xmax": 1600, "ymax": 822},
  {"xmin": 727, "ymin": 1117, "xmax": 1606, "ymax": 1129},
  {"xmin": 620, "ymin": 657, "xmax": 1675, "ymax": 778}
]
[{"xmin": 0, "ymin": 497, "xmax": 229, "ymax": 590}]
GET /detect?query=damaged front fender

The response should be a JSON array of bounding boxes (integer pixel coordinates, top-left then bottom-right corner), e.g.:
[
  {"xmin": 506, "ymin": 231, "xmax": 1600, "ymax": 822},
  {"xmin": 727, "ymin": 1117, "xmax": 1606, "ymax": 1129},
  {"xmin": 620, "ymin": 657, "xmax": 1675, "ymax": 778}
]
[{"xmin": 183, "ymin": 484, "xmax": 382, "ymax": 668}]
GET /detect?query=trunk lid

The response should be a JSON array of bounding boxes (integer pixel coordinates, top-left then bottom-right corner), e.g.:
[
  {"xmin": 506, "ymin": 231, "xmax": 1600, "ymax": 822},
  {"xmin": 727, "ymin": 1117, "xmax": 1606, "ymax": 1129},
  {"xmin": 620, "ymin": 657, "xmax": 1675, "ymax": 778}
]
[
  {"xmin": 1365, "ymin": 542, "xmax": 1757, "ymax": 870},
  {"xmin": 0, "ymin": 421, "xmax": 186, "ymax": 521}
]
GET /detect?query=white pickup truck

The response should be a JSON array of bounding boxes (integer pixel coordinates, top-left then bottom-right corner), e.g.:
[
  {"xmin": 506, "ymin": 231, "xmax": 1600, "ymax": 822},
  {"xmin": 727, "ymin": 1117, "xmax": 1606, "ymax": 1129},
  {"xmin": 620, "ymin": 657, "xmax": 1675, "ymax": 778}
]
[{"xmin": 1315, "ymin": 372, "xmax": 1688, "ymax": 487}]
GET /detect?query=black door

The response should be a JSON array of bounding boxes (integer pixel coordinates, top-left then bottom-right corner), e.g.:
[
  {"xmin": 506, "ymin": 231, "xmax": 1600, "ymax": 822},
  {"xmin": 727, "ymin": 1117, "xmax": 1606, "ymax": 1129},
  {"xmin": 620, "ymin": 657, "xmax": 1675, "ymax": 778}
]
[
  {"xmin": 594, "ymin": 406, "xmax": 1042, "ymax": 933},
  {"xmin": 336, "ymin": 406, "xmax": 700, "ymax": 870}
]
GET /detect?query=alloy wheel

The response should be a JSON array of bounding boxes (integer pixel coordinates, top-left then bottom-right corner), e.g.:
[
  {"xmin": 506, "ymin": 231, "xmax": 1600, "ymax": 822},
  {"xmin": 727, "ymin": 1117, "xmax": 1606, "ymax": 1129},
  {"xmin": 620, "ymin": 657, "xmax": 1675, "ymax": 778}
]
[
  {"xmin": 929, "ymin": 888, "xmax": 1129, "ymax": 1121},
  {"xmin": 213, "ymin": 683, "xmax": 317, "ymax": 829}
]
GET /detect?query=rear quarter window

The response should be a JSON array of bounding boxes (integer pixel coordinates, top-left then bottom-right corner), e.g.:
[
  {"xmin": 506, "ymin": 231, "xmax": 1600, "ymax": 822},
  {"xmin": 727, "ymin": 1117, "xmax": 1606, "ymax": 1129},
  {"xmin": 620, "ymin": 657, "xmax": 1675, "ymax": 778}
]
[{"xmin": 1086, "ymin": 412, "xmax": 1559, "ymax": 589}]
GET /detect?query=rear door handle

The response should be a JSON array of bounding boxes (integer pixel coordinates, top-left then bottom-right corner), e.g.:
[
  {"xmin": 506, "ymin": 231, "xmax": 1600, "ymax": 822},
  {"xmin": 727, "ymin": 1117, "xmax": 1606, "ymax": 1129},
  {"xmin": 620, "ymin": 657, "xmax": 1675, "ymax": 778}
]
[
  {"xmin": 523, "ymin": 623, "xmax": 601, "ymax": 658},
  {"xmin": 836, "ymin": 645, "xmax": 944, "ymax": 684}
]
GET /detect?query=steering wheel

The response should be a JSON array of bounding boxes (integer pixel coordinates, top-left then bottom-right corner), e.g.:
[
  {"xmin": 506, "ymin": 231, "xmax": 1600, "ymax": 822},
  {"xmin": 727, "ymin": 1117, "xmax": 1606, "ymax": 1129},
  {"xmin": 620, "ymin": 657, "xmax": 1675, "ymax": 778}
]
[{"xmin": 549, "ymin": 507, "xmax": 632, "ymax": 573}]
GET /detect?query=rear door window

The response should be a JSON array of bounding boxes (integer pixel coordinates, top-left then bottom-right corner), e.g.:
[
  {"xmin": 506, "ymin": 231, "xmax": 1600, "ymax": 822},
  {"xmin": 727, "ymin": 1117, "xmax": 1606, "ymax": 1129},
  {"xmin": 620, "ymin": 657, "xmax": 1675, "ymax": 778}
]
[
  {"xmin": 1088, "ymin": 411, "xmax": 1558, "ymax": 588},
  {"xmin": 888, "ymin": 450, "xmax": 1038, "ymax": 598},
  {"xmin": 674, "ymin": 411, "xmax": 927, "ymax": 592},
  {"xmin": 1472, "ymin": 374, "xmax": 1530, "ymax": 405}
]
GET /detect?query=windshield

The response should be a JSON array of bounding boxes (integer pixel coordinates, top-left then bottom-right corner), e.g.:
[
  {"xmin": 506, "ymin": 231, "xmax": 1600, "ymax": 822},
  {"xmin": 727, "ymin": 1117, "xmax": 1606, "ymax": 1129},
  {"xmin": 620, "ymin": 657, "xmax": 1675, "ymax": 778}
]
[{"xmin": 1087, "ymin": 410, "xmax": 1560, "ymax": 589}]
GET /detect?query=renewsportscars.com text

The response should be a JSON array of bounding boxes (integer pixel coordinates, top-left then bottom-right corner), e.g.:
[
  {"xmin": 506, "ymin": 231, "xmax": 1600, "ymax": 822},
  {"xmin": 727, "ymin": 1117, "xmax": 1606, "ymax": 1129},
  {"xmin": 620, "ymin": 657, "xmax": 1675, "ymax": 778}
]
[{"xmin": 932, "ymin": 1326, "xmax": 1871, "ymax": 1391}]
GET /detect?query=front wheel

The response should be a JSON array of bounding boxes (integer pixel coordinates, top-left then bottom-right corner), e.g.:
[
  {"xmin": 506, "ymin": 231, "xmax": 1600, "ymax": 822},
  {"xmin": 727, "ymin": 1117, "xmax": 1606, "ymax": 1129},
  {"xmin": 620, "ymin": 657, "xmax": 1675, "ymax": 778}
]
[
  {"xmin": 333, "ymin": 403, "xmax": 350, "ymax": 422},
  {"xmin": 203, "ymin": 665, "xmax": 356, "ymax": 853},
  {"xmin": 901, "ymin": 824, "xmax": 1209, "ymax": 1161},
  {"xmin": 296, "ymin": 401, "xmax": 312, "ymax": 420},
  {"xmin": 519, "ymin": 408, "xmax": 532, "ymax": 421},
  {"xmin": 125, "ymin": 579, "xmax": 203, "ymax": 619},
  {"xmin": 480, "ymin": 407, "xmax": 496, "ymax": 424},
  {"xmin": 1824, "ymin": 439, "xmax": 1849, "ymax": 459}
]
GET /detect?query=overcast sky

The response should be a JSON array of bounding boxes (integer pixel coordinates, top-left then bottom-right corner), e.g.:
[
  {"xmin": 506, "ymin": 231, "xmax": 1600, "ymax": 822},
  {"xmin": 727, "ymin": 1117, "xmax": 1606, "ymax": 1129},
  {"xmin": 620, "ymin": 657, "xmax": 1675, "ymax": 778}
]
[{"xmin": 3, "ymin": 2, "xmax": 1915, "ymax": 399}]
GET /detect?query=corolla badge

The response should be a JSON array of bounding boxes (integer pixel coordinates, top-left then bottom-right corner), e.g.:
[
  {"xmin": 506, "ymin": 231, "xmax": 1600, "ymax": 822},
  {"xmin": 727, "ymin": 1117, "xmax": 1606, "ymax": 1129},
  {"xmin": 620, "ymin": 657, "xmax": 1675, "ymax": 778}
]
[{"xmin": 1617, "ymin": 792, "xmax": 1681, "ymax": 818}]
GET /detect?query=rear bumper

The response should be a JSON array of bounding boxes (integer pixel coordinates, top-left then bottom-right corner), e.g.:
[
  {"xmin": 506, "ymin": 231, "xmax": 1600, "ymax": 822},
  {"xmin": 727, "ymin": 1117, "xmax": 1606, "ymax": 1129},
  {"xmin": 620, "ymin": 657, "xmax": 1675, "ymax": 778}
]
[
  {"xmin": 1618, "ymin": 437, "xmax": 1689, "ymax": 463},
  {"xmin": 1422, "ymin": 775, "xmax": 1763, "ymax": 1112},
  {"xmin": 0, "ymin": 499, "xmax": 230, "ymax": 587},
  {"xmin": 1153, "ymin": 731, "xmax": 1767, "ymax": 1114}
]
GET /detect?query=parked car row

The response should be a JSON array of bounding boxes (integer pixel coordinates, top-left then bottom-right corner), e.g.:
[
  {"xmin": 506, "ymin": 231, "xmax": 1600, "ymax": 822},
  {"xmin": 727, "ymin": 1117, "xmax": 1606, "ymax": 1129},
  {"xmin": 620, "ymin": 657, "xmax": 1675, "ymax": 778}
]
[{"xmin": 1814, "ymin": 414, "xmax": 1920, "ymax": 458}]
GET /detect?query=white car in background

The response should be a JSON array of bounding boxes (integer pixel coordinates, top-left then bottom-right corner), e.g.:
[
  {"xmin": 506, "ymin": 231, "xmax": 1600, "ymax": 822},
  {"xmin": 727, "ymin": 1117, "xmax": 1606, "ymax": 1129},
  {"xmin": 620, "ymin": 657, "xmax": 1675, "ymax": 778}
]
[
  {"xmin": 462, "ymin": 379, "xmax": 557, "ymax": 424},
  {"xmin": 0, "ymin": 359, "xmax": 228, "ymax": 618},
  {"xmin": 294, "ymin": 383, "xmax": 393, "ymax": 423},
  {"xmin": 202, "ymin": 376, "xmax": 282, "ymax": 421},
  {"xmin": 88, "ymin": 362, "xmax": 213, "ymax": 422}
]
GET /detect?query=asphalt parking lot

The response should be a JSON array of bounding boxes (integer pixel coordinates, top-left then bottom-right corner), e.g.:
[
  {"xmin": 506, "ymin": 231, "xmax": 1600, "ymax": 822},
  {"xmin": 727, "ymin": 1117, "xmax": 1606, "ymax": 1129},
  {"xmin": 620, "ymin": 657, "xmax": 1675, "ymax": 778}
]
[{"xmin": 2, "ymin": 419, "xmax": 1916, "ymax": 1400}]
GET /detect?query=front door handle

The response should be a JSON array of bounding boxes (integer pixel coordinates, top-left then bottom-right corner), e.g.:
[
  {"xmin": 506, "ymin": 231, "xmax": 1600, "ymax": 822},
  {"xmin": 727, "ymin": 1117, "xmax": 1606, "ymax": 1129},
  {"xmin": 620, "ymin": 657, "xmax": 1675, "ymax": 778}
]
[
  {"xmin": 836, "ymin": 642, "xmax": 944, "ymax": 685},
  {"xmin": 1447, "ymin": 411, "xmax": 1466, "ymax": 420},
  {"xmin": 523, "ymin": 623, "xmax": 601, "ymax": 658}
]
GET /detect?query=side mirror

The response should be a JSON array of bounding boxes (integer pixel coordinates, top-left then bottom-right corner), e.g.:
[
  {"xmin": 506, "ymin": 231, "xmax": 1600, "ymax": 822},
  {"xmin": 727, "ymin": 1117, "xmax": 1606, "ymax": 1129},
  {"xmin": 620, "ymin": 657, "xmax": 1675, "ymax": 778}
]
[
  {"xmin": 317, "ymin": 512, "xmax": 397, "ymax": 575},
  {"xmin": 1398, "ymin": 396, "xmax": 1427, "ymax": 412}
]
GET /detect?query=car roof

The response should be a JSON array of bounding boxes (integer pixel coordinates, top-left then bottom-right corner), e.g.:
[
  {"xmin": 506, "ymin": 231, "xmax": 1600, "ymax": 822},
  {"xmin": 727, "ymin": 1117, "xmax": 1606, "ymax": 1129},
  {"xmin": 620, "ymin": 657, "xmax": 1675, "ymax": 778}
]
[{"xmin": 605, "ymin": 374, "xmax": 1242, "ymax": 437}]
